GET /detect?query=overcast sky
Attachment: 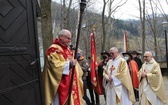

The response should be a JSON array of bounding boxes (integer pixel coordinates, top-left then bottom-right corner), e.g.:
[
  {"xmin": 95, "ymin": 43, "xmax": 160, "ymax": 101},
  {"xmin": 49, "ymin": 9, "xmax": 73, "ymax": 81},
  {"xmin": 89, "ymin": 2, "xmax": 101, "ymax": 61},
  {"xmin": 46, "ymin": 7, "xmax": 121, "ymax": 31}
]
[
  {"xmin": 52, "ymin": 0, "xmax": 168, "ymax": 20},
  {"xmin": 112, "ymin": 0, "xmax": 168, "ymax": 20}
]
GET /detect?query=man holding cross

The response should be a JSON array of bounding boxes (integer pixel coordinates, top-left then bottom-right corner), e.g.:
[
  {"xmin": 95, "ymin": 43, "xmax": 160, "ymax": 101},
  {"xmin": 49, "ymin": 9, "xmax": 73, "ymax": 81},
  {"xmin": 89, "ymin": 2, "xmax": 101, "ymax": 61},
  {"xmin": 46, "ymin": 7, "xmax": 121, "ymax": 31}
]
[{"xmin": 103, "ymin": 47, "xmax": 135, "ymax": 105}]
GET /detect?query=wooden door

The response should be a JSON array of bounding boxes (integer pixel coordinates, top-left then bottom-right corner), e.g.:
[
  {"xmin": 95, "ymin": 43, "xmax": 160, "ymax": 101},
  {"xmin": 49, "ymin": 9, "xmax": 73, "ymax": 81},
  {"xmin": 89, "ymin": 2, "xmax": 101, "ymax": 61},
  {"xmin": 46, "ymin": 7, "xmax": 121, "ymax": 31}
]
[{"xmin": 0, "ymin": 0, "xmax": 42, "ymax": 105}]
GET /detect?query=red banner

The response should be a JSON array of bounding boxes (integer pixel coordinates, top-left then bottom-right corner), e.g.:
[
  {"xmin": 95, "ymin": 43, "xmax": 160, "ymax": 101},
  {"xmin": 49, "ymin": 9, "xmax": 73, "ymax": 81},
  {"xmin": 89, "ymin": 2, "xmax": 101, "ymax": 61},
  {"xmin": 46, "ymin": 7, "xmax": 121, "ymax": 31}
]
[{"xmin": 90, "ymin": 32, "xmax": 97, "ymax": 87}]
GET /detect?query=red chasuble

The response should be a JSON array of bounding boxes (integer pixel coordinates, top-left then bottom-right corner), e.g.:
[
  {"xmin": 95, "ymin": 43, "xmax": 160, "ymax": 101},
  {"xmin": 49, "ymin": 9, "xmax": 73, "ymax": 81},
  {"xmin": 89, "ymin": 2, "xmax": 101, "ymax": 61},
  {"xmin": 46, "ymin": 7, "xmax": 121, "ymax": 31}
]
[{"xmin": 45, "ymin": 38, "xmax": 81, "ymax": 105}]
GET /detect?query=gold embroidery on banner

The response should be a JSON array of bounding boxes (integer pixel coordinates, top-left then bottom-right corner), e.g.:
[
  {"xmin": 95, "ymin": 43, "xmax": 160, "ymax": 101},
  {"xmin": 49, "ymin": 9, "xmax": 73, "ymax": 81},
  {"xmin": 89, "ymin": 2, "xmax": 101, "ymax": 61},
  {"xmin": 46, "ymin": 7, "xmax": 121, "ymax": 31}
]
[{"xmin": 72, "ymin": 72, "xmax": 80, "ymax": 105}]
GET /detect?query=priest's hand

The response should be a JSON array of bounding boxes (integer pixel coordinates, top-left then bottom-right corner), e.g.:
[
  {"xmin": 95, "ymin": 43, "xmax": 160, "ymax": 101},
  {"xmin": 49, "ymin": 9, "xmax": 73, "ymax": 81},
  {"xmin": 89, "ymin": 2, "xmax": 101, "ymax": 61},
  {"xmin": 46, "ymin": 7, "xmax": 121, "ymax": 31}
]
[
  {"xmin": 70, "ymin": 59, "xmax": 77, "ymax": 66},
  {"xmin": 141, "ymin": 70, "xmax": 147, "ymax": 78},
  {"xmin": 107, "ymin": 76, "xmax": 113, "ymax": 82},
  {"xmin": 68, "ymin": 56, "xmax": 77, "ymax": 66}
]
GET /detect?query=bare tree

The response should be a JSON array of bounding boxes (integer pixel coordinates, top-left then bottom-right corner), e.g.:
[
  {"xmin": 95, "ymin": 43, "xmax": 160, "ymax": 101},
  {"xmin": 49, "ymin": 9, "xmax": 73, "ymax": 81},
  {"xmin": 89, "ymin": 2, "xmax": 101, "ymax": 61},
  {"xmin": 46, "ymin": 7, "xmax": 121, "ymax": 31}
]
[
  {"xmin": 101, "ymin": 0, "xmax": 127, "ymax": 52},
  {"xmin": 61, "ymin": 0, "xmax": 73, "ymax": 29},
  {"xmin": 157, "ymin": 0, "xmax": 168, "ymax": 21},
  {"xmin": 145, "ymin": 0, "xmax": 159, "ymax": 60},
  {"xmin": 138, "ymin": 0, "xmax": 146, "ymax": 55},
  {"xmin": 102, "ymin": 0, "xmax": 109, "ymax": 52}
]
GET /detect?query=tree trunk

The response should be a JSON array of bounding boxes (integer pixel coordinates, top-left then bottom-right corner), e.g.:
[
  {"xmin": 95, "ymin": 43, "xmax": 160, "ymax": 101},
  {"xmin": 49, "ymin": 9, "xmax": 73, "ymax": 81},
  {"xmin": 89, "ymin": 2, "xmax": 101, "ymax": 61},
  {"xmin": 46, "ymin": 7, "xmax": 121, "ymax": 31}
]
[
  {"xmin": 102, "ymin": 0, "xmax": 107, "ymax": 52},
  {"xmin": 139, "ymin": 0, "xmax": 146, "ymax": 56},
  {"xmin": 142, "ymin": 0, "xmax": 145, "ymax": 55},
  {"xmin": 40, "ymin": 0, "xmax": 53, "ymax": 56}
]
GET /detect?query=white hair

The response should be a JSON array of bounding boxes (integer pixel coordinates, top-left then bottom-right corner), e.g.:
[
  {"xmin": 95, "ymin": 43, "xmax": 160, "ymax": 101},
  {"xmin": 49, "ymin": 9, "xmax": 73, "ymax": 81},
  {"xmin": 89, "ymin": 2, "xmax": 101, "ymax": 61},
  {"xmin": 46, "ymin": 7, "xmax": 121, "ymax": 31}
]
[
  {"xmin": 110, "ymin": 47, "xmax": 118, "ymax": 52},
  {"xmin": 144, "ymin": 51, "xmax": 153, "ymax": 57},
  {"xmin": 58, "ymin": 29, "xmax": 70, "ymax": 36}
]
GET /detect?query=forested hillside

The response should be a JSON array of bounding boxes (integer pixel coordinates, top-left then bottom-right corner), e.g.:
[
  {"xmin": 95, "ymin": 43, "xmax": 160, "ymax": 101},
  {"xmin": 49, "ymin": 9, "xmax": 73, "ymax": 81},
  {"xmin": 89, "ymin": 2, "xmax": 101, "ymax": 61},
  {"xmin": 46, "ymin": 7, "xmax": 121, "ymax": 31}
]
[{"xmin": 51, "ymin": 1, "xmax": 166, "ymax": 60}]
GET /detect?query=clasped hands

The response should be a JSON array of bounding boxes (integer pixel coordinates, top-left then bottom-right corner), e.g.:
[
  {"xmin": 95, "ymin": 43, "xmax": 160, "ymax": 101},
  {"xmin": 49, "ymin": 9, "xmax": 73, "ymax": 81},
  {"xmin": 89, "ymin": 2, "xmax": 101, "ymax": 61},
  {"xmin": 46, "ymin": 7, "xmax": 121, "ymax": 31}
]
[{"xmin": 141, "ymin": 70, "xmax": 147, "ymax": 78}]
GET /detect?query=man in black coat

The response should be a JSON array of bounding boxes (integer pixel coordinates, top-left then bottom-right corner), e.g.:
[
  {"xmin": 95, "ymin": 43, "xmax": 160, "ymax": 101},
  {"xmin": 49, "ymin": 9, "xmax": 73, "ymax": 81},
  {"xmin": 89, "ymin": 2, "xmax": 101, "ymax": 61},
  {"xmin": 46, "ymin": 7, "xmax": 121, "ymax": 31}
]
[
  {"xmin": 95, "ymin": 50, "xmax": 110, "ymax": 104},
  {"xmin": 131, "ymin": 51, "xmax": 142, "ymax": 71}
]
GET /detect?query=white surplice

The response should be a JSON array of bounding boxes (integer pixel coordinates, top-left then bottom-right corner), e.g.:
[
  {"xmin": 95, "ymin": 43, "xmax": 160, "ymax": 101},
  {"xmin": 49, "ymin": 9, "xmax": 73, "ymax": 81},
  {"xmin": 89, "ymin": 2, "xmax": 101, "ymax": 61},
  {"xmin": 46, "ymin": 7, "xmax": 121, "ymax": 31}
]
[
  {"xmin": 139, "ymin": 60, "xmax": 165, "ymax": 105},
  {"xmin": 104, "ymin": 58, "xmax": 132, "ymax": 105}
]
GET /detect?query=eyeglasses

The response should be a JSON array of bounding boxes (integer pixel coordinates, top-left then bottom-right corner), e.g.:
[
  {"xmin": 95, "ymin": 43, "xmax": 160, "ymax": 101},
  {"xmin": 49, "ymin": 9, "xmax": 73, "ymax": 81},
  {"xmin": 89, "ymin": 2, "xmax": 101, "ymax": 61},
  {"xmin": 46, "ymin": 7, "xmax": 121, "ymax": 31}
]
[
  {"xmin": 143, "ymin": 56, "xmax": 149, "ymax": 58},
  {"xmin": 63, "ymin": 35, "xmax": 71, "ymax": 40},
  {"xmin": 110, "ymin": 52, "xmax": 115, "ymax": 55}
]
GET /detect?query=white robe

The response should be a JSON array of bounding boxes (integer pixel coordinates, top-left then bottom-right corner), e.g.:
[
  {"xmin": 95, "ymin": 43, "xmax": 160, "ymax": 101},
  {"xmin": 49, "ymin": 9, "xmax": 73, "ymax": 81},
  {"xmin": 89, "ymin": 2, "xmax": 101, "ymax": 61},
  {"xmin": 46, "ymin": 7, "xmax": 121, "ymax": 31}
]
[
  {"xmin": 139, "ymin": 60, "xmax": 165, "ymax": 105},
  {"xmin": 104, "ymin": 58, "xmax": 132, "ymax": 105}
]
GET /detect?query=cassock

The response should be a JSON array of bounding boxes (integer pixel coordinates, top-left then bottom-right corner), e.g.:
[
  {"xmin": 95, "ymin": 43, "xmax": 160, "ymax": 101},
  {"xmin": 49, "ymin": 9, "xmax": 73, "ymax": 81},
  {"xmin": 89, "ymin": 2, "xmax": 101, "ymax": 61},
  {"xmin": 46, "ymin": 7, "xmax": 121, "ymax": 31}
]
[
  {"xmin": 103, "ymin": 55, "xmax": 136, "ymax": 105},
  {"xmin": 43, "ymin": 39, "xmax": 84, "ymax": 105},
  {"xmin": 138, "ymin": 58, "xmax": 167, "ymax": 105}
]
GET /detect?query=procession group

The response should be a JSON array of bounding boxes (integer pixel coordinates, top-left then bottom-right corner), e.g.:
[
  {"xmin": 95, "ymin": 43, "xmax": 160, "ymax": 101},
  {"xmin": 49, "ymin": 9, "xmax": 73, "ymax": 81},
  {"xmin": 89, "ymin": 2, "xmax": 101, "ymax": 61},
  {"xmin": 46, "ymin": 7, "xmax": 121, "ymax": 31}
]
[{"xmin": 42, "ymin": 29, "xmax": 167, "ymax": 105}]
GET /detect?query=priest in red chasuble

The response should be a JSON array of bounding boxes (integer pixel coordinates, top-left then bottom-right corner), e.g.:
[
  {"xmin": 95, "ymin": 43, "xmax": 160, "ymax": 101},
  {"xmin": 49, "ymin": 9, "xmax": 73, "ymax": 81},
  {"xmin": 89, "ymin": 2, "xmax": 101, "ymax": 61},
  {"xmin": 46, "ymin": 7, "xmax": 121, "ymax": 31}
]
[{"xmin": 43, "ymin": 29, "xmax": 84, "ymax": 105}]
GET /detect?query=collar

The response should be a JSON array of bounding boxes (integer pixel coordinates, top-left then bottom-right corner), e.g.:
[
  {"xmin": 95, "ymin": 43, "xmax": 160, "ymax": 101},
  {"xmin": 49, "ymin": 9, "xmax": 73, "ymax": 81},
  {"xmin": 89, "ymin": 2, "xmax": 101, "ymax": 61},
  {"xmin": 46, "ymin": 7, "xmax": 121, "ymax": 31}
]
[
  {"xmin": 112, "ymin": 55, "xmax": 121, "ymax": 61},
  {"xmin": 145, "ymin": 58, "xmax": 155, "ymax": 64}
]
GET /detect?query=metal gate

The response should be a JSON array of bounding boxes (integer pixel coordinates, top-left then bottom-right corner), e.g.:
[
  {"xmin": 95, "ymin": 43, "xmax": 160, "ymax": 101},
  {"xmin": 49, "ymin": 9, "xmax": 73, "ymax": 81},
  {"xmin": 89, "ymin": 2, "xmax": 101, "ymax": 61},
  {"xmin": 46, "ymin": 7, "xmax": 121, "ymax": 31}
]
[{"xmin": 0, "ymin": 0, "xmax": 42, "ymax": 105}]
